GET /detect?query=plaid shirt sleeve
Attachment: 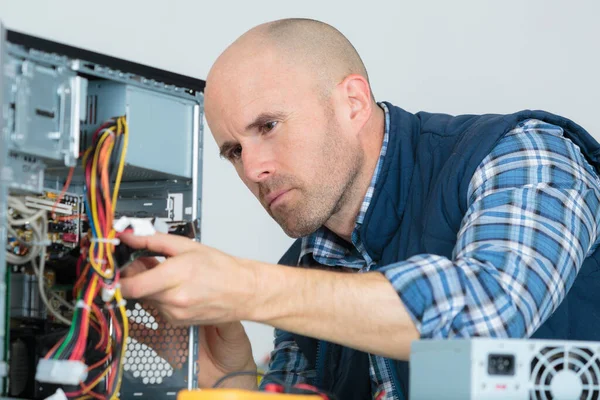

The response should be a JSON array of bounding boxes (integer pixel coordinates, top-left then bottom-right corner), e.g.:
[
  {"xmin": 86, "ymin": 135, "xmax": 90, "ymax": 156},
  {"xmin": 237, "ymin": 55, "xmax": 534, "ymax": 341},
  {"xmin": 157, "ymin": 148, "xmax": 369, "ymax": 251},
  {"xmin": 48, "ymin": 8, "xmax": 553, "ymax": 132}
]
[
  {"xmin": 259, "ymin": 328, "xmax": 315, "ymax": 389},
  {"xmin": 380, "ymin": 119, "xmax": 600, "ymax": 338}
]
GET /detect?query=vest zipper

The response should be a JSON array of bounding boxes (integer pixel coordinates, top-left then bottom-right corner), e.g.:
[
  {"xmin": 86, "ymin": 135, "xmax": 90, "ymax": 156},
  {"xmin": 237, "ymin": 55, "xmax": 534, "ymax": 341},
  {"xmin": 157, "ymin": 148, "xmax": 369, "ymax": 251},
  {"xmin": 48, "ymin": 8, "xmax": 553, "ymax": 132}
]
[
  {"xmin": 386, "ymin": 359, "xmax": 405, "ymax": 400},
  {"xmin": 315, "ymin": 340, "xmax": 327, "ymax": 388}
]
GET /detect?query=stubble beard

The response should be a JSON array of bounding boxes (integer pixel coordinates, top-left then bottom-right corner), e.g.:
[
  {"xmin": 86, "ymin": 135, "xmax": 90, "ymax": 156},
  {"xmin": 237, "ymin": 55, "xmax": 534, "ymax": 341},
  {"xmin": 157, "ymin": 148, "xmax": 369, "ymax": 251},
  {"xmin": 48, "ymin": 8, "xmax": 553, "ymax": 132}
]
[{"xmin": 266, "ymin": 126, "xmax": 364, "ymax": 238}]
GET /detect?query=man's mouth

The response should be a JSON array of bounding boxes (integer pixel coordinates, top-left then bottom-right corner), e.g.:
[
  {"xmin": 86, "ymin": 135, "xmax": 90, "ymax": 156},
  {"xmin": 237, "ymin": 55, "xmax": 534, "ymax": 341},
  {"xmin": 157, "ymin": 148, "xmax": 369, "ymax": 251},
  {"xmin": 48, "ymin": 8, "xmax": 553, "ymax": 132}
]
[{"xmin": 265, "ymin": 189, "xmax": 291, "ymax": 208}]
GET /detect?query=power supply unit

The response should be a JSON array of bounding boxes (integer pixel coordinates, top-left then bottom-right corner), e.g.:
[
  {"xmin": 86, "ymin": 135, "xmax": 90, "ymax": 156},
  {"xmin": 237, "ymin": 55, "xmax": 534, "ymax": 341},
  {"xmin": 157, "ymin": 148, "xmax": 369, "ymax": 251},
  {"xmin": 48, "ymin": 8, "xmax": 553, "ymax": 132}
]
[
  {"xmin": 410, "ymin": 338, "xmax": 600, "ymax": 400},
  {"xmin": 0, "ymin": 20, "xmax": 206, "ymax": 399}
]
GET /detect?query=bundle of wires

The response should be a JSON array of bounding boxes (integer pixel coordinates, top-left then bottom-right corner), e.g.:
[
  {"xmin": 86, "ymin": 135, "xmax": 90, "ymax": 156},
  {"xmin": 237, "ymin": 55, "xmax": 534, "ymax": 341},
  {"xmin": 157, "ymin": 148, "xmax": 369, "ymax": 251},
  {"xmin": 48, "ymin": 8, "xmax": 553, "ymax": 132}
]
[
  {"xmin": 43, "ymin": 116, "xmax": 130, "ymax": 400},
  {"xmin": 6, "ymin": 196, "xmax": 74, "ymax": 324}
]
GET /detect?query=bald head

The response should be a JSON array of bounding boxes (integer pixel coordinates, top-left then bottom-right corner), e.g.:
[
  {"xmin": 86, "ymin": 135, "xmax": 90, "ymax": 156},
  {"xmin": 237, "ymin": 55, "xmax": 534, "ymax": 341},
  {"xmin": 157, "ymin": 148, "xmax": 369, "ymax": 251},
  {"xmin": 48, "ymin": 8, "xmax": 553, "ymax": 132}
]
[
  {"xmin": 260, "ymin": 19, "xmax": 371, "ymax": 97},
  {"xmin": 207, "ymin": 18, "xmax": 373, "ymax": 101}
]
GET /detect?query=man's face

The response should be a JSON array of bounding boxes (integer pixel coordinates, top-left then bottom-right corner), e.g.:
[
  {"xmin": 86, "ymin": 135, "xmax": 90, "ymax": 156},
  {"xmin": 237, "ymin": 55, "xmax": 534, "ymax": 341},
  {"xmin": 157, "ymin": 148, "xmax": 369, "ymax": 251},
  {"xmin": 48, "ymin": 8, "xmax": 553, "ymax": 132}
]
[{"xmin": 205, "ymin": 49, "xmax": 364, "ymax": 238}]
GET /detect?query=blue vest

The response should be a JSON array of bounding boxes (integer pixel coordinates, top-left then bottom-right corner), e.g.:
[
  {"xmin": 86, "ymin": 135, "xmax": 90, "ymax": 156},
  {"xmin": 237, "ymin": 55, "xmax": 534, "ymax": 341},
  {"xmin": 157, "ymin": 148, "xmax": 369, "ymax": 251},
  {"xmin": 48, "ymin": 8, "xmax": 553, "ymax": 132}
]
[{"xmin": 278, "ymin": 102, "xmax": 600, "ymax": 399}]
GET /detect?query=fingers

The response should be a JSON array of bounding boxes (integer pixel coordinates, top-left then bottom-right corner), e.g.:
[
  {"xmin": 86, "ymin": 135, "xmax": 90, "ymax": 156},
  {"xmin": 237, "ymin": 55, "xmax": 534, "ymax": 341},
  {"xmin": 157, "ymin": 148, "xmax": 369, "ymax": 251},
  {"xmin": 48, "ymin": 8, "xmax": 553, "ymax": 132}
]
[
  {"xmin": 119, "ymin": 232, "xmax": 198, "ymax": 257},
  {"xmin": 120, "ymin": 257, "xmax": 183, "ymax": 299},
  {"xmin": 121, "ymin": 257, "xmax": 160, "ymax": 278},
  {"xmin": 215, "ymin": 321, "xmax": 247, "ymax": 341}
]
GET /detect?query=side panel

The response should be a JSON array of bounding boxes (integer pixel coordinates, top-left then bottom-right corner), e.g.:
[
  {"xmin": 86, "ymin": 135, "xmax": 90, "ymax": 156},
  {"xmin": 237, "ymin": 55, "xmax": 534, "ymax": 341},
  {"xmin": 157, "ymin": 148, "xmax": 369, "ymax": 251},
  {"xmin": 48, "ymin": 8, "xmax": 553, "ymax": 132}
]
[{"xmin": 0, "ymin": 20, "xmax": 9, "ymax": 394}]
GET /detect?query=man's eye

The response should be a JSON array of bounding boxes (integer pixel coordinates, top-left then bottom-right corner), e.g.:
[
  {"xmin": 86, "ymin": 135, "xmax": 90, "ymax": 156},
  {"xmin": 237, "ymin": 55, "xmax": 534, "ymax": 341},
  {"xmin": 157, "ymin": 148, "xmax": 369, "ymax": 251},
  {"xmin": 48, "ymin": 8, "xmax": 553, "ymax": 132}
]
[
  {"xmin": 229, "ymin": 145, "xmax": 242, "ymax": 161},
  {"xmin": 262, "ymin": 121, "xmax": 278, "ymax": 133}
]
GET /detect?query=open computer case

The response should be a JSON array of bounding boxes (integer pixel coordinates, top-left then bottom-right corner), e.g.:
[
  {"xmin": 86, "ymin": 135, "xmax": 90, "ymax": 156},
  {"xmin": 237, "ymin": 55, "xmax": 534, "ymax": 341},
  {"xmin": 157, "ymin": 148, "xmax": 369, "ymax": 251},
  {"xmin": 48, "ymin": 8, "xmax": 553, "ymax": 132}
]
[{"xmin": 0, "ymin": 20, "xmax": 205, "ymax": 399}]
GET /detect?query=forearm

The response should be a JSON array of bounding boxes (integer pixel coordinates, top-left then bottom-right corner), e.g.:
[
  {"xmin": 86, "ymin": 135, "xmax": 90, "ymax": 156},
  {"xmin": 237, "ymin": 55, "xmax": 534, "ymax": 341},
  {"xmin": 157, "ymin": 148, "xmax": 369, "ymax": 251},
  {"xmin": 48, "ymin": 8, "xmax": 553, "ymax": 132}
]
[{"xmin": 246, "ymin": 261, "xmax": 419, "ymax": 361}]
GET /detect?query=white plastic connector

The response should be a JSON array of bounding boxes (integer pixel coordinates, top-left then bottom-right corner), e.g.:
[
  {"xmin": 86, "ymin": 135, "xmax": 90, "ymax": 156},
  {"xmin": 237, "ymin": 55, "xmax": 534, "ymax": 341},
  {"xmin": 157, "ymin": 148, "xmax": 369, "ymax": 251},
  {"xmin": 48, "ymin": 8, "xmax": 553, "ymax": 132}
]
[
  {"xmin": 101, "ymin": 286, "xmax": 116, "ymax": 302},
  {"xmin": 113, "ymin": 216, "xmax": 156, "ymax": 236},
  {"xmin": 35, "ymin": 359, "xmax": 88, "ymax": 385},
  {"xmin": 44, "ymin": 388, "xmax": 68, "ymax": 400}
]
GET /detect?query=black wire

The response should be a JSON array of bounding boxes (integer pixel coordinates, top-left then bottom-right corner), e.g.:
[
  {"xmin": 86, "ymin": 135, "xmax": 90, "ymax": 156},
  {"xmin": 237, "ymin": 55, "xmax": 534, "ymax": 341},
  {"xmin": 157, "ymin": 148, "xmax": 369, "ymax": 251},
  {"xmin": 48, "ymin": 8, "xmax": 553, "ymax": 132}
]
[
  {"xmin": 212, "ymin": 371, "xmax": 267, "ymax": 388},
  {"xmin": 211, "ymin": 370, "xmax": 337, "ymax": 399}
]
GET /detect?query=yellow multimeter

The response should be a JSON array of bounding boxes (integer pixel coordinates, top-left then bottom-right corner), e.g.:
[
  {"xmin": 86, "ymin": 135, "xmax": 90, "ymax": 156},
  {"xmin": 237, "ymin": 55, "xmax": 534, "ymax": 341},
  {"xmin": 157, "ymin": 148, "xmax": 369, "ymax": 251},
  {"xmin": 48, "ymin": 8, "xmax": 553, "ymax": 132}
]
[{"xmin": 177, "ymin": 389, "xmax": 323, "ymax": 399}]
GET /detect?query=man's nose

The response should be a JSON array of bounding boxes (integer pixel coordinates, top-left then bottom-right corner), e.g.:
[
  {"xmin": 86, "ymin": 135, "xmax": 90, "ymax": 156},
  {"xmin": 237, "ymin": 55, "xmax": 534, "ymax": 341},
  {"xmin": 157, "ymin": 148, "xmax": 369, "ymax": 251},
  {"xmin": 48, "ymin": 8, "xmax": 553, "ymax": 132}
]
[{"xmin": 242, "ymin": 144, "xmax": 274, "ymax": 183}]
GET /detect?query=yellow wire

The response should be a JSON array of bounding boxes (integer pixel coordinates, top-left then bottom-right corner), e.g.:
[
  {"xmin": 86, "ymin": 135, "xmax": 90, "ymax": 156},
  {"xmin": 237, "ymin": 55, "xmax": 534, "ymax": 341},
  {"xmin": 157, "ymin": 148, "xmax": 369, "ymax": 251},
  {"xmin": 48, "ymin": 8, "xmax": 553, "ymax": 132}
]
[
  {"xmin": 110, "ymin": 287, "xmax": 129, "ymax": 400},
  {"xmin": 80, "ymin": 365, "xmax": 110, "ymax": 395},
  {"xmin": 111, "ymin": 117, "xmax": 128, "ymax": 213}
]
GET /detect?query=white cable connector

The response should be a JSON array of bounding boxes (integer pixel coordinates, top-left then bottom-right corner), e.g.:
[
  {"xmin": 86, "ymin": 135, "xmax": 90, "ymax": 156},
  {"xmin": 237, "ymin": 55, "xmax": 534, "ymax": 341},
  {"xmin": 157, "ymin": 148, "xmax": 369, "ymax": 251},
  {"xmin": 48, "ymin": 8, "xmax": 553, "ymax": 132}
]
[
  {"xmin": 44, "ymin": 388, "xmax": 68, "ymax": 400},
  {"xmin": 113, "ymin": 216, "xmax": 156, "ymax": 236},
  {"xmin": 101, "ymin": 286, "xmax": 116, "ymax": 302},
  {"xmin": 35, "ymin": 359, "xmax": 88, "ymax": 385}
]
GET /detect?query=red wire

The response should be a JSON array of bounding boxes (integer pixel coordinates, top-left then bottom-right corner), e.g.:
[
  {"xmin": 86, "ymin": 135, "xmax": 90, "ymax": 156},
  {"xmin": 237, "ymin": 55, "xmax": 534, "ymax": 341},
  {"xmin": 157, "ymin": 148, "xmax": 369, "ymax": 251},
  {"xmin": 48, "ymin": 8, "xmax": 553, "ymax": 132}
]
[
  {"xmin": 92, "ymin": 121, "xmax": 112, "ymax": 143},
  {"xmin": 72, "ymin": 282, "xmax": 99, "ymax": 360},
  {"xmin": 91, "ymin": 303, "xmax": 108, "ymax": 350}
]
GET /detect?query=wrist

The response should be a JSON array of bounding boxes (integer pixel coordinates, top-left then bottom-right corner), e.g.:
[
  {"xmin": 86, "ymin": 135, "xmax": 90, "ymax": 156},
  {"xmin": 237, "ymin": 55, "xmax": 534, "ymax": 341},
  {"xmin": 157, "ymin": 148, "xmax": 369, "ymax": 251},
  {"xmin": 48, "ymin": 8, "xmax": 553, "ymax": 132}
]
[
  {"xmin": 241, "ymin": 260, "xmax": 292, "ymax": 324},
  {"xmin": 217, "ymin": 361, "xmax": 258, "ymax": 390}
]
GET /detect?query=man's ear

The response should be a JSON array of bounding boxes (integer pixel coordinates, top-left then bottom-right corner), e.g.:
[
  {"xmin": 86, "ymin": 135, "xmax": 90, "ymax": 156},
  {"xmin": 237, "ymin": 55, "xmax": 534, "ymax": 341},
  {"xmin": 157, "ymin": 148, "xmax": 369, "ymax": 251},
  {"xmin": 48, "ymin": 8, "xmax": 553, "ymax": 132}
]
[{"xmin": 338, "ymin": 74, "xmax": 372, "ymax": 128}]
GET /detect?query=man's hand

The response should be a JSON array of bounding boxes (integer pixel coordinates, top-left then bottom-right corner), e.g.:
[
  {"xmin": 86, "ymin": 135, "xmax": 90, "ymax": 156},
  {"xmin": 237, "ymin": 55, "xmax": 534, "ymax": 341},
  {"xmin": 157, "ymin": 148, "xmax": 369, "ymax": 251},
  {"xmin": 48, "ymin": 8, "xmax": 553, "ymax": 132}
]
[
  {"xmin": 119, "ymin": 231, "xmax": 418, "ymax": 363},
  {"xmin": 119, "ymin": 232, "xmax": 258, "ymax": 326},
  {"xmin": 120, "ymin": 239, "xmax": 258, "ymax": 389}
]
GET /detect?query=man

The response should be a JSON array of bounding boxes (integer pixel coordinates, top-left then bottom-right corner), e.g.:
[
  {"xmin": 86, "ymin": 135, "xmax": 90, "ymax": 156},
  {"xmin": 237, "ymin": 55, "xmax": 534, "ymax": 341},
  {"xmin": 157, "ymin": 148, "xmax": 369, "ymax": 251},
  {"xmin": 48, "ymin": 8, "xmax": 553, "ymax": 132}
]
[{"xmin": 120, "ymin": 18, "xmax": 600, "ymax": 399}]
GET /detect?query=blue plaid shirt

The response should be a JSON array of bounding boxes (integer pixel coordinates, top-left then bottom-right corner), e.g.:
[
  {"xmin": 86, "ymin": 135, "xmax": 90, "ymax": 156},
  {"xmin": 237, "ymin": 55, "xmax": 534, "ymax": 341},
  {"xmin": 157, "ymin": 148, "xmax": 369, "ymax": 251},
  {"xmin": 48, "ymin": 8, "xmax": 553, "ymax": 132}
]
[{"xmin": 263, "ymin": 104, "xmax": 600, "ymax": 399}]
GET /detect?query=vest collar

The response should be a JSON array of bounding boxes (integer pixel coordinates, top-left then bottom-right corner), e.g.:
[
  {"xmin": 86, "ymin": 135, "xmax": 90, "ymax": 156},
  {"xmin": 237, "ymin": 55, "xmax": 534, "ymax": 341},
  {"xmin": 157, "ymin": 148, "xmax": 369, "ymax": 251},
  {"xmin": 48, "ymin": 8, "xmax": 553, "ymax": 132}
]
[{"xmin": 359, "ymin": 102, "xmax": 422, "ymax": 261}]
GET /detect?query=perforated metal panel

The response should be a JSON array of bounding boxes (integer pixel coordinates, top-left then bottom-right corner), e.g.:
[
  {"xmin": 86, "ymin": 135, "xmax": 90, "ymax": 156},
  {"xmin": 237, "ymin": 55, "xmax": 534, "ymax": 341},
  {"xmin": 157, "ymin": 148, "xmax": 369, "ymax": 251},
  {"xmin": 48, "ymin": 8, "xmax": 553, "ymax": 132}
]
[{"xmin": 122, "ymin": 302, "xmax": 192, "ymax": 397}]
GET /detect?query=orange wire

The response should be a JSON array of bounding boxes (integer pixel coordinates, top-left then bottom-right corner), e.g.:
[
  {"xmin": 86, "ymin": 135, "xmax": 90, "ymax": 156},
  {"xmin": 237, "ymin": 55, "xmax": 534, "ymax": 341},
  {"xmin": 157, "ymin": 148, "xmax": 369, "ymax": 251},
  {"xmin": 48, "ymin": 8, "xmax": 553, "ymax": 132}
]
[
  {"xmin": 73, "ymin": 263, "xmax": 91, "ymax": 298},
  {"xmin": 44, "ymin": 337, "xmax": 65, "ymax": 360},
  {"xmin": 58, "ymin": 214, "xmax": 88, "ymax": 221},
  {"xmin": 51, "ymin": 166, "xmax": 75, "ymax": 218},
  {"xmin": 86, "ymin": 352, "xmax": 111, "ymax": 372}
]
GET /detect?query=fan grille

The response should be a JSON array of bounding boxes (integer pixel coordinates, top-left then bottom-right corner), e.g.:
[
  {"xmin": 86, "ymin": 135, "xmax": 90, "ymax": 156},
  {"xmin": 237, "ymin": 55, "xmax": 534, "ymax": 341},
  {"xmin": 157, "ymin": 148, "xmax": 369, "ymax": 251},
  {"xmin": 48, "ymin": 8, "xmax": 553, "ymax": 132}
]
[
  {"xmin": 530, "ymin": 346, "xmax": 600, "ymax": 400},
  {"xmin": 124, "ymin": 302, "xmax": 190, "ymax": 386}
]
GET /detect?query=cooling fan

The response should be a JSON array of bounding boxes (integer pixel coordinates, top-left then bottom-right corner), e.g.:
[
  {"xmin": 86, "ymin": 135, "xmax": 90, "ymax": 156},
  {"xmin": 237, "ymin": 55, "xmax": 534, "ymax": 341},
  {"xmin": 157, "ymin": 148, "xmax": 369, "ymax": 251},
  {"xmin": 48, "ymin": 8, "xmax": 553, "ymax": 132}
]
[
  {"xmin": 410, "ymin": 338, "xmax": 600, "ymax": 400},
  {"xmin": 530, "ymin": 345, "xmax": 600, "ymax": 400}
]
